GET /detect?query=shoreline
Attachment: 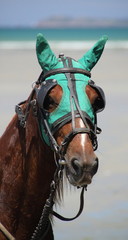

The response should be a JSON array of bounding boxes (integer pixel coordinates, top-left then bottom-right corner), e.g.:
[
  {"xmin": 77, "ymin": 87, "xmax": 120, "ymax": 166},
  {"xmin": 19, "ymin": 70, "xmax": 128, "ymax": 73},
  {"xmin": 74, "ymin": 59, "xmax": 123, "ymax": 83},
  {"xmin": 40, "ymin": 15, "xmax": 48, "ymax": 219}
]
[{"xmin": 0, "ymin": 40, "xmax": 128, "ymax": 50}]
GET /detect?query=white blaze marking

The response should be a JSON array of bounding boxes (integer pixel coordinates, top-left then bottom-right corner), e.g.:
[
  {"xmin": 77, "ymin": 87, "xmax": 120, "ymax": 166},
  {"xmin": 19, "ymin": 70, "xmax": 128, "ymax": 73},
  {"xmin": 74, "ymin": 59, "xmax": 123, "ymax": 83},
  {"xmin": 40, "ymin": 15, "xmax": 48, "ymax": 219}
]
[{"xmin": 79, "ymin": 119, "xmax": 86, "ymax": 149}]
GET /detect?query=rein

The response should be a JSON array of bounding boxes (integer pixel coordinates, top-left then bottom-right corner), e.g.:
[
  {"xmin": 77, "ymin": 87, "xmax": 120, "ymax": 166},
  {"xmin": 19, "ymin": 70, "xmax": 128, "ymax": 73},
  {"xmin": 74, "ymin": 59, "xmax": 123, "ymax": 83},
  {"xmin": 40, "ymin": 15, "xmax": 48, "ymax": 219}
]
[{"xmin": 30, "ymin": 165, "xmax": 86, "ymax": 240}]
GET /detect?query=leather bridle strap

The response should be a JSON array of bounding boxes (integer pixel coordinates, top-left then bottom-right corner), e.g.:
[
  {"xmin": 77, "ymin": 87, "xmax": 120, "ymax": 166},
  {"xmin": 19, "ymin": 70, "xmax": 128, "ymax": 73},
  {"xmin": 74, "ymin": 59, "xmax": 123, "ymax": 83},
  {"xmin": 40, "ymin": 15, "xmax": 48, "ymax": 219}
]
[
  {"xmin": 15, "ymin": 89, "xmax": 36, "ymax": 128},
  {"xmin": 56, "ymin": 56, "xmax": 96, "ymax": 154},
  {"xmin": 30, "ymin": 168, "xmax": 86, "ymax": 240},
  {"xmin": 59, "ymin": 128, "xmax": 91, "ymax": 156},
  {"xmin": 51, "ymin": 110, "xmax": 94, "ymax": 135},
  {"xmin": 51, "ymin": 186, "xmax": 86, "ymax": 221},
  {"xmin": 36, "ymin": 68, "xmax": 91, "ymax": 84}
]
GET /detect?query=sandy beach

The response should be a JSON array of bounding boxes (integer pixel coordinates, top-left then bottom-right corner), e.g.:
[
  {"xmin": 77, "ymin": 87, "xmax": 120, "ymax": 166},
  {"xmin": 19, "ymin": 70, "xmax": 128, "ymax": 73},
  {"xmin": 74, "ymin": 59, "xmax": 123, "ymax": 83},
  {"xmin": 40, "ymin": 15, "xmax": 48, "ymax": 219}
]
[{"xmin": 0, "ymin": 47, "xmax": 128, "ymax": 240}]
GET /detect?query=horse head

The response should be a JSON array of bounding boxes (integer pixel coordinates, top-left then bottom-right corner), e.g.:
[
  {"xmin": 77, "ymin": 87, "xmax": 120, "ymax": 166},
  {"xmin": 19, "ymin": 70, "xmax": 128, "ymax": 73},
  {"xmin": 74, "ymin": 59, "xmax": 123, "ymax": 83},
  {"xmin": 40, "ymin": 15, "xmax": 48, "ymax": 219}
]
[{"xmin": 36, "ymin": 34, "xmax": 107, "ymax": 188}]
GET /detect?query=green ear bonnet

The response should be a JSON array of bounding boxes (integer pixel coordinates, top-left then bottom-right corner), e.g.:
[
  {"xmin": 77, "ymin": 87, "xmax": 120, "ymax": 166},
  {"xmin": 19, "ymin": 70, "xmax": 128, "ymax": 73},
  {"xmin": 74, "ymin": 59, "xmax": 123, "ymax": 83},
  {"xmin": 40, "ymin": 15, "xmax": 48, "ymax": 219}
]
[{"xmin": 36, "ymin": 34, "xmax": 108, "ymax": 146}]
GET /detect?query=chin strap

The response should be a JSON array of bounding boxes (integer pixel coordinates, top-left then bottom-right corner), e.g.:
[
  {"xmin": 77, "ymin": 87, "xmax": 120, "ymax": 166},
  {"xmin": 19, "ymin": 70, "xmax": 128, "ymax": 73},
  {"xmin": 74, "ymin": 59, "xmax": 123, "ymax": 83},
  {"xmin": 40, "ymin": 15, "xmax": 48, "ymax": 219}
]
[{"xmin": 51, "ymin": 186, "xmax": 86, "ymax": 221}]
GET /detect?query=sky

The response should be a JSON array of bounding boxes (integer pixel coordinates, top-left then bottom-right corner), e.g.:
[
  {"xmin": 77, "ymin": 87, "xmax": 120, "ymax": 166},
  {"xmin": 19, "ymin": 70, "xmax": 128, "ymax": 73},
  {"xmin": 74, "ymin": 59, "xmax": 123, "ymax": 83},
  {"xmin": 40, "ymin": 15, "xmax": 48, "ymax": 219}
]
[{"xmin": 0, "ymin": 0, "xmax": 128, "ymax": 27}]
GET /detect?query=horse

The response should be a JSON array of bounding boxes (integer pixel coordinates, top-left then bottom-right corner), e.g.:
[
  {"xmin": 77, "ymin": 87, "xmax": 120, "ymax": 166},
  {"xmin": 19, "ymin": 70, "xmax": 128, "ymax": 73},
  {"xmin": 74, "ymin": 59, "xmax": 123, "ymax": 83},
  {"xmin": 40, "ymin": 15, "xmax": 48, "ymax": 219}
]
[{"xmin": 0, "ymin": 34, "xmax": 107, "ymax": 240}]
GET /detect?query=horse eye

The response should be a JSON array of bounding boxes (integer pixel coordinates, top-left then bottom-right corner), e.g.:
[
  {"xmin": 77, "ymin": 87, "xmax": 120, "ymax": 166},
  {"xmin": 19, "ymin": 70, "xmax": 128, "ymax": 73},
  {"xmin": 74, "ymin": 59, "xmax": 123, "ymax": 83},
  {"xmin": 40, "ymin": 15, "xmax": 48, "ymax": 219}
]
[{"xmin": 43, "ymin": 95, "xmax": 58, "ymax": 111}]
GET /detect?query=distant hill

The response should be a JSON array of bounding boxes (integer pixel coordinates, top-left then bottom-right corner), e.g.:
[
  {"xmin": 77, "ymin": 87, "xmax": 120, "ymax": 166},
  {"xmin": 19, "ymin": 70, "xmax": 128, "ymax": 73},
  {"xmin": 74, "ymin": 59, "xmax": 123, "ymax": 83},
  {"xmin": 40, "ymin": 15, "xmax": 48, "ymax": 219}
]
[{"xmin": 36, "ymin": 16, "xmax": 128, "ymax": 28}]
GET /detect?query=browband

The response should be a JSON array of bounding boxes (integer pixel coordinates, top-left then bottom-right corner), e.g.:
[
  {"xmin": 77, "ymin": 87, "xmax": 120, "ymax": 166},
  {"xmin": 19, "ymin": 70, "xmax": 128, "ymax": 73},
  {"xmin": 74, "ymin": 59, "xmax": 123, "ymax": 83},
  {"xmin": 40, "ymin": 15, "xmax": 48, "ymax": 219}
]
[{"xmin": 36, "ymin": 68, "xmax": 91, "ymax": 84}]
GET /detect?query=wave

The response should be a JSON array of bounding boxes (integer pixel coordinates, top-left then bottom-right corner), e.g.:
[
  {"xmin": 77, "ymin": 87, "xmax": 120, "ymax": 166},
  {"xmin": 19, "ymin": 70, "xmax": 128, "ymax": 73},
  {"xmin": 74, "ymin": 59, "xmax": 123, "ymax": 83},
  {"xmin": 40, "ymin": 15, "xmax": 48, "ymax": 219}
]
[
  {"xmin": 0, "ymin": 40, "xmax": 128, "ymax": 50},
  {"xmin": 0, "ymin": 41, "xmax": 35, "ymax": 50}
]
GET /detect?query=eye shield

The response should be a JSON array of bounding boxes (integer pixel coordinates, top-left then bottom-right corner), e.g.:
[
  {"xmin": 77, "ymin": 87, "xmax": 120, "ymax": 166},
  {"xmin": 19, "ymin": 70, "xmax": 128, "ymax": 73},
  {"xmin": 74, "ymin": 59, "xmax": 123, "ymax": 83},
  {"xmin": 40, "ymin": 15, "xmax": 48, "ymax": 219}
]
[
  {"xmin": 88, "ymin": 79, "xmax": 106, "ymax": 113},
  {"xmin": 37, "ymin": 78, "xmax": 105, "ymax": 115}
]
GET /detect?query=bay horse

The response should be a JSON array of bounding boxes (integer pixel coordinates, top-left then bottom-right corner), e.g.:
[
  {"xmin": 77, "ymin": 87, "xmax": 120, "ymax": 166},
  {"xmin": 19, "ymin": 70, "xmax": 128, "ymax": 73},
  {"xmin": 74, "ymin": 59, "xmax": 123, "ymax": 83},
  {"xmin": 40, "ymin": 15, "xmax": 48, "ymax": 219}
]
[{"xmin": 0, "ymin": 34, "xmax": 107, "ymax": 240}]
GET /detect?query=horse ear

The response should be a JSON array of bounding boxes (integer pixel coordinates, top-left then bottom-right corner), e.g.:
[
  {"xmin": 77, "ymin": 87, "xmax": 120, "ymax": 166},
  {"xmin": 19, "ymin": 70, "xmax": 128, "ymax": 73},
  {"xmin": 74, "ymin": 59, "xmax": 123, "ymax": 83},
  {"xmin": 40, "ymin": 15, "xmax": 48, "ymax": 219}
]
[
  {"xmin": 78, "ymin": 35, "xmax": 108, "ymax": 71},
  {"xmin": 36, "ymin": 33, "xmax": 58, "ymax": 72}
]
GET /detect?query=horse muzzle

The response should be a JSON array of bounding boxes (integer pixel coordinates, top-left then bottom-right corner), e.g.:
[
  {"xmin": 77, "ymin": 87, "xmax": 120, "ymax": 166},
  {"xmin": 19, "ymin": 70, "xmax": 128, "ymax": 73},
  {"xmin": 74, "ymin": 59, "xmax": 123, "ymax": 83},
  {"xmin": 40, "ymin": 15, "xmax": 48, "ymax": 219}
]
[{"xmin": 65, "ymin": 157, "xmax": 99, "ymax": 187}]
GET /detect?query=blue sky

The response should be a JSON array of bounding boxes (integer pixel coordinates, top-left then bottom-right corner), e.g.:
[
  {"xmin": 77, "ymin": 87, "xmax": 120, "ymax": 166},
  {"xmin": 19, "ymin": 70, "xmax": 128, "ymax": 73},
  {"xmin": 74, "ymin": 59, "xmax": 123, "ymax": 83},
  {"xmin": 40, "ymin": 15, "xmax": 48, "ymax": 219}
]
[{"xmin": 0, "ymin": 0, "xmax": 128, "ymax": 27}]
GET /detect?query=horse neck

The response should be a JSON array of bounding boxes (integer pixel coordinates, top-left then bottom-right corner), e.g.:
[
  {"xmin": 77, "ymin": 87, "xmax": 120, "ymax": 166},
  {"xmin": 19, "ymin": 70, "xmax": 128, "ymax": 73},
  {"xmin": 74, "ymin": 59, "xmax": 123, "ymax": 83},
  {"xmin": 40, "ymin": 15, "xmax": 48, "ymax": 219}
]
[{"xmin": 0, "ymin": 97, "xmax": 56, "ymax": 238}]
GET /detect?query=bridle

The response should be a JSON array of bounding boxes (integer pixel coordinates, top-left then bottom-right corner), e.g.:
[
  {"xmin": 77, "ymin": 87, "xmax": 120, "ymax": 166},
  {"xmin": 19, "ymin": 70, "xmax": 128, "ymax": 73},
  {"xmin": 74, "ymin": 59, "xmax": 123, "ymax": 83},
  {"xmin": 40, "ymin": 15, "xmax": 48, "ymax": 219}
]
[
  {"xmin": 36, "ymin": 55, "xmax": 101, "ymax": 161},
  {"xmin": 29, "ymin": 56, "xmax": 103, "ymax": 239},
  {"xmin": 14, "ymin": 55, "xmax": 105, "ymax": 240}
]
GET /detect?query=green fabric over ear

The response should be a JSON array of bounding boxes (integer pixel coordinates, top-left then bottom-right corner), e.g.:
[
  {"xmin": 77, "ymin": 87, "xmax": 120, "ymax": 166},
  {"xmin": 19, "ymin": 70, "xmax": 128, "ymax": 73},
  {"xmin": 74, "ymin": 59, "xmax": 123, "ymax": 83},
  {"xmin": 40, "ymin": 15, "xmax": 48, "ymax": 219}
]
[
  {"xmin": 78, "ymin": 35, "xmax": 108, "ymax": 71},
  {"xmin": 36, "ymin": 33, "xmax": 58, "ymax": 72}
]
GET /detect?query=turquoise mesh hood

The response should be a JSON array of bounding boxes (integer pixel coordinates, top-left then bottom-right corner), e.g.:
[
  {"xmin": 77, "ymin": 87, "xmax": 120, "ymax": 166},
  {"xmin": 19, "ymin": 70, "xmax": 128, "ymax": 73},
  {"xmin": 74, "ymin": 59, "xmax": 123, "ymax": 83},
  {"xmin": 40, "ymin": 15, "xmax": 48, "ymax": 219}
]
[
  {"xmin": 36, "ymin": 34, "xmax": 108, "ymax": 146},
  {"xmin": 45, "ymin": 58, "xmax": 94, "ymax": 127}
]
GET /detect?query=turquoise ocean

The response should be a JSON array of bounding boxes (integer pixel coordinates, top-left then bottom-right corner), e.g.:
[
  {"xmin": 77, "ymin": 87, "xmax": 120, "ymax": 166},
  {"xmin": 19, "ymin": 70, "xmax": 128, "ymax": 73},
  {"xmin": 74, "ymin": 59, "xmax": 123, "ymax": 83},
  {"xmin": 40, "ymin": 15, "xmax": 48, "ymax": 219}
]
[{"xmin": 0, "ymin": 27, "xmax": 128, "ymax": 49}]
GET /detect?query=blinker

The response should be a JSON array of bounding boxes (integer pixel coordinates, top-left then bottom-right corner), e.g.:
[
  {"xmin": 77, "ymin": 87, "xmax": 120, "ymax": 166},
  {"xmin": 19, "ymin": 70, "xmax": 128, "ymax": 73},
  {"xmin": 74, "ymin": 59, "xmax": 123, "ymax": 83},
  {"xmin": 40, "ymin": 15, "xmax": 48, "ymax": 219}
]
[
  {"xmin": 88, "ymin": 79, "xmax": 106, "ymax": 113},
  {"xmin": 37, "ymin": 79, "xmax": 57, "ymax": 109}
]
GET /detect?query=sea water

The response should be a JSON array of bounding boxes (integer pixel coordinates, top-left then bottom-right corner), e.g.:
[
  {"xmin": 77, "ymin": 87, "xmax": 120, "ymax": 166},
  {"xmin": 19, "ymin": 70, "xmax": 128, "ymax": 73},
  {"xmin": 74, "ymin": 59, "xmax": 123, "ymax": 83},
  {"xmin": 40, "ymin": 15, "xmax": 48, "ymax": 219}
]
[{"xmin": 0, "ymin": 27, "xmax": 128, "ymax": 50}]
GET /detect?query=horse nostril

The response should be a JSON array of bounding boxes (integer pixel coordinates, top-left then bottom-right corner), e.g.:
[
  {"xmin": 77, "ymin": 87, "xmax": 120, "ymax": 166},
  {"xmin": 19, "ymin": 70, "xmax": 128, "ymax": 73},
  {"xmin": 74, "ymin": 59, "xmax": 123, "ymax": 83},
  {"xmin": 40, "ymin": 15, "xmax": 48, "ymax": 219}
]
[
  {"xmin": 92, "ymin": 157, "xmax": 99, "ymax": 175},
  {"xmin": 70, "ymin": 157, "xmax": 99, "ymax": 178},
  {"xmin": 71, "ymin": 158, "xmax": 82, "ymax": 176}
]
